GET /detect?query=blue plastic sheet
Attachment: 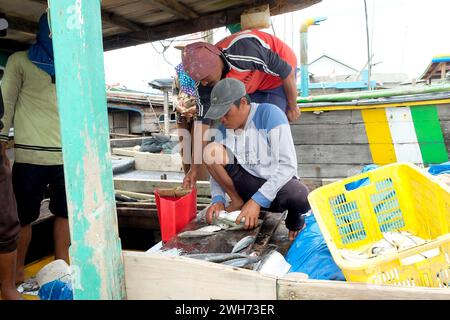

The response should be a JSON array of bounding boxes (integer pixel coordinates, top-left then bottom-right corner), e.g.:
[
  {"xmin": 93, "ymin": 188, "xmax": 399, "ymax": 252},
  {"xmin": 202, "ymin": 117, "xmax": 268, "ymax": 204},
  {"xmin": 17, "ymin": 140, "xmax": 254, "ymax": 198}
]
[
  {"xmin": 345, "ymin": 164, "xmax": 379, "ymax": 191},
  {"xmin": 427, "ymin": 161, "xmax": 450, "ymax": 176},
  {"xmin": 285, "ymin": 213, "xmax": 345, "ymax": 281},
  {"xmin": 38, "ymin": 280, "xmax": 73, "ymax": 300}
]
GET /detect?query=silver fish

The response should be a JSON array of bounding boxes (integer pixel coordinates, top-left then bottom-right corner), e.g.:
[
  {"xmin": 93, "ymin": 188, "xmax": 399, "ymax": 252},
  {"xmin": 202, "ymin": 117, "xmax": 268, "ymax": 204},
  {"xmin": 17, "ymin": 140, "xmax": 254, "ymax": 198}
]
[
  {"xmin": 178, "ymin": 225, "xmax": 222, "ymax": 238},
  {"xmin": 231, "ymin": 235, "xmax": 256, "ymax": 253},
  {"xmin": 220, "ymin": 256, "xmax": 260, "ymax": 267},
  {"xmin": 185, "ymin": 253, "xmax": 249, "ymax": 263}
]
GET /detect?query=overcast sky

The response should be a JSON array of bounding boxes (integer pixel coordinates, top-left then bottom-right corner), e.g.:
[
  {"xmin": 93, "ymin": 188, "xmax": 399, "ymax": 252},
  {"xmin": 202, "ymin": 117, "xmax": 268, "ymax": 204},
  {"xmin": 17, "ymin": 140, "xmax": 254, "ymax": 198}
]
[{"xmin": 103, "ymin": 0, "xmax": 450, "ymax": 91}]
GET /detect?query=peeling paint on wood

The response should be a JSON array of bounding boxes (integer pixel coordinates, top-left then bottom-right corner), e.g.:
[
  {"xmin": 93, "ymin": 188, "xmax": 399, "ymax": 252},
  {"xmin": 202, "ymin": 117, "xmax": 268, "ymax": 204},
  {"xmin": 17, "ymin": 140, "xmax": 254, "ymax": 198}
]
[{"xmin": 49, "ymin": 0, "xmax": 126, "ymax": 299}]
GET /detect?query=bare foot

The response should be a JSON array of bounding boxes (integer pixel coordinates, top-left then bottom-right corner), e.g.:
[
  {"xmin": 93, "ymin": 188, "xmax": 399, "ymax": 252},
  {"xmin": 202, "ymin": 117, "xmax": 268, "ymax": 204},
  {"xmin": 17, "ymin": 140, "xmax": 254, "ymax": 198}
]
[
  {"xmin": 15, "ymin": 269, "xmax": 24, "ymax": 285},
  {"xmin": 1, "ymin": 287, "xmax": 23, "ymax": 300},
  {"xmin": 225, "ymin": 197, "xmax": 244, "ymax": 212}
]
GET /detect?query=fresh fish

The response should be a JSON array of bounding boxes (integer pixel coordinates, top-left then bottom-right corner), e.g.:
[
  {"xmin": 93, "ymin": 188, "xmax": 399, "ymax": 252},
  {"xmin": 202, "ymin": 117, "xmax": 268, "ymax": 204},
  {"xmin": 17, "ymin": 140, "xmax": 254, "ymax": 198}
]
[
  {"xmin": 185, "ymin": 253, "xmax": 249, "ymax": 263},
  {"xmin": 231, "ymin": 235, "xmax": 255, "ymax": 253},
  {"xmin": 220, "ymin": 256, "xmax": 260, "ymax": 267},
  {"xmin": 340, "ymin": 231, "xmax": 430, "ymax": 261},
  {"xmin": 213, "ymin": 210, "xmax": 262, "ymax": 229},
  {"xmin": 178, "ymin": 225, "xmax": 222, "ymax": 238},
  {"xmin": 383, "ymin": 231, "xmax": 425, "ymax": 249}
]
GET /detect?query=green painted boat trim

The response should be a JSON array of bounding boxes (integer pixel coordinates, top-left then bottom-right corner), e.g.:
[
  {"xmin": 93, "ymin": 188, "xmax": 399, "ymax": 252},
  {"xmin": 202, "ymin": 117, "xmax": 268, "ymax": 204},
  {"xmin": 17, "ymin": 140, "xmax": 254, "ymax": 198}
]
[
  {"xmin": 297, "ymin": 83, "xmax": 450, "ymax": 103},
  {"xmin": 410, "ymin": 105, "xmax": 449, "ymax": 164}
]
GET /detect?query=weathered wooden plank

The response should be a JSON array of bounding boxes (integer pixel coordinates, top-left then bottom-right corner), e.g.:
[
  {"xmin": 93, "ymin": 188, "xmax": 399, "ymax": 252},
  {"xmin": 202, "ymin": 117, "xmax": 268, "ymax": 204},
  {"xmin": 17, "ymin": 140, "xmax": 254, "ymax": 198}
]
[
  {"xmin": 49, "ymin": 0, "xmax": 125, "ymax": 300},
  {"xmin": 101, "ymin": 10, "xmax": 145, "ymax": 32},
  {"xmin": 122, "ymin": 252, "xmax": 450, "ymax": 300},
  {"xmin": 142, "ymin": 0, "xmax": 199, "ymax": 20},
  {"xmin": 112, "ymin": 148, "xmax": 183, "ymax": 172},
  {"xmin": 114, "ymin": 177, "xmax": 331, "ymax": 199},
  {"xmin": 116, "ymin": 189, "xmax": 154, "ymax": 200},
  {"xmin": 440, "ymin": 121, "xmax": 450, "ymax": 155},
  {"xmin": 292, "ymin": 109, "xmax": 364, "ymax": 125},
  {"xmin": 296, "ymin": 145, "xmax": 373, "ymax": 164},
  {"xmin": 116, "ymin": 201, "xmax": 210, "ymax": 209},
  {"xmin": 114, "ymin": 178, "xmax": 211, "ymax": 196},
  {"xmin": 5, "ymin": 14, "xmax": 39, "ymax": 35},
  {"xmin": 103, "ymin": 0, "xmax": 319, "ymax": 50},
  {"xmin": 437, "ymin": 104, "xmax": 450, "ymax": 120},
  {"xmin": 277, "ymin": 277, "xmax": 450, "ymax": 300},
  {"xmin": 292, "ymin": 123, "xmax": 369, "ymax": 145},
  {"xmin": 298, "ymin": 164, "xmax": 366, "ymax": 179},
  {"xmin": 123, "ymin": 251, "xmax": 277, "ymax": 300},
  {"xmin": 361, "ymin": 108, "xmax": 397, "ymax": 165}
]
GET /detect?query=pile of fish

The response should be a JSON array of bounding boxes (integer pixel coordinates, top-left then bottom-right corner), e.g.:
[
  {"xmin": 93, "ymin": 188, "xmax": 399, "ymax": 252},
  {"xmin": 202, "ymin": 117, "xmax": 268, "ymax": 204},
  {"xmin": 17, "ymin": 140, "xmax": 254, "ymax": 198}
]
[
  {"xmin": 172, "ymin": 210, "xmax": 291, "ymax": 273},
  {"xmin": 184, "ymin": 235, "xmax": 259, "ymax": 268},
  {"xmin": 340, "ymin": 231, "xmax": 438, "ymax": 263},
  {"xmin": 178, "ymin": 210, "xmax": 262, "ymax": 238}
]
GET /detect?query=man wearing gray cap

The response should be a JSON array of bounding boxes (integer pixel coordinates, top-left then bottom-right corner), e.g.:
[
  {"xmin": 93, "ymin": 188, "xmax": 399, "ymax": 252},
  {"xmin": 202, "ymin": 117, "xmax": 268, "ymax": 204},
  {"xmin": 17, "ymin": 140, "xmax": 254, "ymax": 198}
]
[{"xmin": 203, "ymin": 78, "xmax": 310, "ymax": 240}]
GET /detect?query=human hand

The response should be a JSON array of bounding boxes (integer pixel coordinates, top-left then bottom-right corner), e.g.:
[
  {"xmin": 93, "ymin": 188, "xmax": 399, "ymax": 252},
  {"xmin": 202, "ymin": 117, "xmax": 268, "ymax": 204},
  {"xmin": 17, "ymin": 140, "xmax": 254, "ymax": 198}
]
[
  {"xmin": 206, "ymin": 202, "xmax": 225, "ymax": 224},
  {"xmin": 182, "ymin": 168, "xmax": 197, "ymax": 189},
  {"xmin": 235, "ymin": 199, "xmax": 261, "ymax": 230},
  {"xmin": 175, "ymin": 97, "xmax": 187, "ymax": 114},
  {"xmin": 286, "ymin": 106, "xmax": 300, "ymax": 123},
  {"xmin": 182, "ymin": 106, "xmax": 197, "ymax": 118}
]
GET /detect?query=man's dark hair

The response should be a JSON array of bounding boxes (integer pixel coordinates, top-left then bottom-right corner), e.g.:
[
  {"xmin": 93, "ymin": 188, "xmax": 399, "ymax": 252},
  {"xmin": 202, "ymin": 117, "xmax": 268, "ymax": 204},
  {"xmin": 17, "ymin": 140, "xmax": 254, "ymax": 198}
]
[{"xmin": 233, "ymin": 94, "xmax": 251, "ymax": 108}]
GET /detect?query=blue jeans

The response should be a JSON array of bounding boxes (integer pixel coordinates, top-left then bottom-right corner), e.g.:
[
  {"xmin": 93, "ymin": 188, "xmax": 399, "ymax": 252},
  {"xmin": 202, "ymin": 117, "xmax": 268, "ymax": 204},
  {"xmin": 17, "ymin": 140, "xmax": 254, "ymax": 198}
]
[{"xmin": 249, "ymin": 85, "xmax": 287, "ymax": 112}]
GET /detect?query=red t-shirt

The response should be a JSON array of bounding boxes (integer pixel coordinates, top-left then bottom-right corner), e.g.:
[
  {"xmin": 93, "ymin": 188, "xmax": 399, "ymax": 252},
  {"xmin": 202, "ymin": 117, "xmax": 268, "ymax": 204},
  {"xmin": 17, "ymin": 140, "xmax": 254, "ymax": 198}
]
[{"xmin": 215, "ymin": 29, "xmax": 297, "ymax": 94}]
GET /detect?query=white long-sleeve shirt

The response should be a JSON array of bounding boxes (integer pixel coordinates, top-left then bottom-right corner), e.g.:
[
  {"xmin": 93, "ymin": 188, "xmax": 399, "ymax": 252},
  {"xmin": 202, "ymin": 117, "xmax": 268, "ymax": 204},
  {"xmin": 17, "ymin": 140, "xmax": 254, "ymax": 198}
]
[{"xmin": 211, "ymin": 102, "xmax": 298, "ymax": 208}]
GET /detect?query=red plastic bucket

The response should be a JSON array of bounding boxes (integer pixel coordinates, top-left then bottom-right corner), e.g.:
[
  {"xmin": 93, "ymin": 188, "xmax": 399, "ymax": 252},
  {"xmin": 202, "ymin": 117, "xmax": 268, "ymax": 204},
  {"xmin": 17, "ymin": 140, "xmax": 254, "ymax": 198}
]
[{"xmin": 154, "ymin": 188, "xmax": 197, "ymax": 242}]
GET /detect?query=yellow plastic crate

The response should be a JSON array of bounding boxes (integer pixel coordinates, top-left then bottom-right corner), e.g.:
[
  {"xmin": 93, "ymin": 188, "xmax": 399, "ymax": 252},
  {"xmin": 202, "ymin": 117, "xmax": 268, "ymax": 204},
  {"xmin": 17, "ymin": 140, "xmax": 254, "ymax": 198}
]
[{"xmin": 308, "ymin": 162, "xmax": 450, "ymax": 287}]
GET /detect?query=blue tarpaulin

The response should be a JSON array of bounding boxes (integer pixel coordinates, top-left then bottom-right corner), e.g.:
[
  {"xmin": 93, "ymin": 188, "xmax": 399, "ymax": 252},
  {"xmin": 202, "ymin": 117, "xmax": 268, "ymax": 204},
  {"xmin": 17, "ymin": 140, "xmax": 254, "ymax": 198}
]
[{"xmin": 285, "ymin": 213, "xmax": 345, "ymax": 281}]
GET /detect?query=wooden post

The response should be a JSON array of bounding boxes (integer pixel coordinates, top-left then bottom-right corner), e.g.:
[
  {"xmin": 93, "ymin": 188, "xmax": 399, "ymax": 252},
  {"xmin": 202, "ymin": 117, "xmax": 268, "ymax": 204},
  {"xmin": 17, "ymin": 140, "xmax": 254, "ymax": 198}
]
[
  {"xmin": 48, "ymin": 0, "xmax": 126, "ymax": 299},
  {"xmin": 299, "ymin": 30, "xmax": 308, "ymax": 97},
  {"xmin": 163, "ymin": 89, "xmax": 170, "ymax": 134}
]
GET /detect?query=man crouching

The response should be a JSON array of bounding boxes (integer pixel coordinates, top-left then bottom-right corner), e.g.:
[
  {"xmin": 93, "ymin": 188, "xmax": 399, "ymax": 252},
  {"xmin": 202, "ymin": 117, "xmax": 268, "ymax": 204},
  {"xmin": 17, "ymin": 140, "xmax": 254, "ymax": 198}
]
[{"xmin": 203, "ymin": 78, "xmax": 310, "ymax": 241}]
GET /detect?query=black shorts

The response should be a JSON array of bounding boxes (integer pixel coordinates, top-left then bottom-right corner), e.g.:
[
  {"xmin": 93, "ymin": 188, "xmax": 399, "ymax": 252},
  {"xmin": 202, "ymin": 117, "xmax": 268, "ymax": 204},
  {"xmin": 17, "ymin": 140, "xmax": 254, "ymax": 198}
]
[
  {"xmin": 225, "ymin": 161, "xmax": 310, "ymax": 231},
  {"xmin": 12, "ymin": 163, "xmax": 68, "ymax": 226}
]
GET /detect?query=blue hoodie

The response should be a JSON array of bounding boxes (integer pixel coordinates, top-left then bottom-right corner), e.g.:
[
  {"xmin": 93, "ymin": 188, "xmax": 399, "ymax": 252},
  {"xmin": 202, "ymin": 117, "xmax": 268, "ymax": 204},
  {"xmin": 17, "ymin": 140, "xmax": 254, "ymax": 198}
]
[{"xmin": 28, "ymin": 13, "xmax": 54, "ymax": 80}]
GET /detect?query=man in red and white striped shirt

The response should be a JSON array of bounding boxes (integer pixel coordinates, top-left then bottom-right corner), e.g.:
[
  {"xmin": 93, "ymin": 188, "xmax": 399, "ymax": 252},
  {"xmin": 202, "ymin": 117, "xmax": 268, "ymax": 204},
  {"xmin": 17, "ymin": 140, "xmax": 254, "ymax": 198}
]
[{"xmin": 181, "ymin": 29, "xmax": 300, "ymax": 188}]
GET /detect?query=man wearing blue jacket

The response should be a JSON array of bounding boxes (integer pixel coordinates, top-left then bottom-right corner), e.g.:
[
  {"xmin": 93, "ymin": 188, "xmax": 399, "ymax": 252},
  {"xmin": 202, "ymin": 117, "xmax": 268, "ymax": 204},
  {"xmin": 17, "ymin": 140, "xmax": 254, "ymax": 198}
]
[{"xmin": 204, "ymin": 78, "xmax": 310, "ymax": 241}]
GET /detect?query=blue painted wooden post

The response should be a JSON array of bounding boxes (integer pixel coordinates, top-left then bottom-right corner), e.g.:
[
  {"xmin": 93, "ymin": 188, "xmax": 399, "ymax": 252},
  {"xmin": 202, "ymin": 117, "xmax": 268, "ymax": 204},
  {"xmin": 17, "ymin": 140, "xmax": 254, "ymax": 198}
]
[
  {"xmin": 299, "ymin": 17, "xmax": 327, "ymax": 97},
  {"xmin": 299, "ymin": 30, "xmax": 309, "ymax": 97},
  {"xmin": 48, "ymin": 0, "xmax": 126, "ymax": 299}
]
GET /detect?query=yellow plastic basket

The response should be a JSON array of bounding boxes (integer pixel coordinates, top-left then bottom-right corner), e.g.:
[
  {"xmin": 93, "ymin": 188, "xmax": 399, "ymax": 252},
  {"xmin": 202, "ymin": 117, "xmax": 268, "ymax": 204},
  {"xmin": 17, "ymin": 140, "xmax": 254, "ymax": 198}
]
[{"xmin": 308, "ymin": 162, "xmax": 450, "ymax": 287}]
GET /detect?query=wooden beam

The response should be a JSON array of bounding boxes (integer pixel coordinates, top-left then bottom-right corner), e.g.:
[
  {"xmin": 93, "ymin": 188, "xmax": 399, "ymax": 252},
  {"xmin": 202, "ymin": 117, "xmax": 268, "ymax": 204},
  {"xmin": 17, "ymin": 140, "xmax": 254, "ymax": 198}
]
[
  {"xmin": 112, "ymin": 148, "xmax": 183, "ymax": 172},
  {"xmin": 277, "ymin": 276, "xmax": 450, "ymax": 300},
  {"xmin": 4, "ymin": 15, "xmax": 39, "ymax": 35},
  {"xmin": 100, "ymin": 11, "xmax": 144, "ymax": 32},
  {"xmin": 103, "ymin": 0, "xmax": 320, "ymax": 51},
  {"xmin": 142, "ymin": 0, "xmax": 199, "ymax": 20},
  {"xmin": 123, "ymin": 251, "xmax": 277, "ymax": 299},
  {"xmin": 113, "ymin": 176, "xmax": 331, "ymax": 199},
  {"xmin": 28, "ymin": 0, "xmax": 146, "ymax": 32},
  {"xmin": 48, "ymin": 0, "xmax": 126, "ymax": 299},
  {"xmin": 123, "ymin": 250, "xmax": 450, "ymax": 300},
  {"xmin": 113, "ymin": 178, "xmax": 211, "ymax": 197}
]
